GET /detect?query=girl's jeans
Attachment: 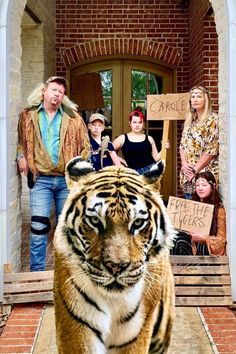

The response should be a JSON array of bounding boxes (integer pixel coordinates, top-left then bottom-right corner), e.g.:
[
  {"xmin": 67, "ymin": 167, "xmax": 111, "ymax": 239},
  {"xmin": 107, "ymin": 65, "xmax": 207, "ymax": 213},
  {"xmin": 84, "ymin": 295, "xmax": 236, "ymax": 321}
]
[
  {"xmin": 135, "ymin": 162, "xmax": 156, "ymax": 175},
  {"xmin": 29, "ymin": 175, "xmax": 68, "ymax": 271},
  {"xmin": 184, "ymin": 192, "xmax": 193, "ymax": 200}
]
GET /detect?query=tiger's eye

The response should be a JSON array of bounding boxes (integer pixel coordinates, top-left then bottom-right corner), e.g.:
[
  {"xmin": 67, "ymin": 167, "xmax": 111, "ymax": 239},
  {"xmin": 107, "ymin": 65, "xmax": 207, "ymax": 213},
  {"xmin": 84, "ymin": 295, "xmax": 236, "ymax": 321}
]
[
  {"xmin": 133, "ymin": 218, "xmax": 144, "ymax": 227},
  {"xmin": 130, "ymin": 218, "xmax": 146, "ymax": 235},
  {"xmin": 90, "ymin": 216, "xmax": 100, "ymax": 224}
]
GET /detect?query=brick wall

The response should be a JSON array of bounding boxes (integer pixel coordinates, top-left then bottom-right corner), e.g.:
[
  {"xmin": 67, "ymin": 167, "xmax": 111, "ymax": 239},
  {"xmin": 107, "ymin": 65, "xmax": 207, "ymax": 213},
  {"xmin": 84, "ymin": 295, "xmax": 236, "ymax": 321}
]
[
  {"xmin": 178, "ymin": 0, "xmax": 218, "ymax": 195},
  {"xmin": 55, "ymin": 0, "xmax": 190, "ymax": 93},
  {"xmin": 189, "ymin": 0, "xmax": 218, "ymax": 110},
  {"xmin": 55, "ymin": 0, "xmax": 218, "ymax": 197},
  {"xmin": 54, "ymin": 0, "xmax": 216, "ymax": 105}
]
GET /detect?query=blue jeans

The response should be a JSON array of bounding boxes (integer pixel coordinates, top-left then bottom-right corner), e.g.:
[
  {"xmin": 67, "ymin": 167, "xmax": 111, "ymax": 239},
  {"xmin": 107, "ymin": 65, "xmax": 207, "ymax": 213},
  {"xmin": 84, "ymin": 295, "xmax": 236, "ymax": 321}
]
[
  {"xmin": 135, "ymin": 163, "xmax": 156, "ymax": 175},
  {"xmin": 184, "ymin": 193, "xmax": 193, "ymax": 200},
  {"xmin": 29, "ymin": 175, "xmax": 68, "ymax": 271}
]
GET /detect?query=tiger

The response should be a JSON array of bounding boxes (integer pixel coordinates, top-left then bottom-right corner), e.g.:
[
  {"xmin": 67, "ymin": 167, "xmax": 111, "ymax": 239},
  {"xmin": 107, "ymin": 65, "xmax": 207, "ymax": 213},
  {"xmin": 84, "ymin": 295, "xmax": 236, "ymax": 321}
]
[{"xmin": 53, "ymin": 156, "xmax": 176, "ymax": 354}]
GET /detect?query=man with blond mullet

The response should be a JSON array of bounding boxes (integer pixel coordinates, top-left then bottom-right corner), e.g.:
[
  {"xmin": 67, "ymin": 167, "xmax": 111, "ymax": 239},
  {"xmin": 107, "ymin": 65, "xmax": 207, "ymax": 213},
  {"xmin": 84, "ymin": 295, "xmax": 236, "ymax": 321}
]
[{"xmin": 17, "ymin": 76, "xmax": 90, "ymax": 271}]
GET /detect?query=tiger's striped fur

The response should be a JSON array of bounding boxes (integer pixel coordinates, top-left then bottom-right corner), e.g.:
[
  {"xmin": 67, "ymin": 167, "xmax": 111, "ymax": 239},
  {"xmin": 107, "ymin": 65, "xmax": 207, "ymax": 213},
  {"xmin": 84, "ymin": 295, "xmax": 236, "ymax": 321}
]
[{"xmin": 54, "ymin": 157, "xmax": 176, "ymax": 354}]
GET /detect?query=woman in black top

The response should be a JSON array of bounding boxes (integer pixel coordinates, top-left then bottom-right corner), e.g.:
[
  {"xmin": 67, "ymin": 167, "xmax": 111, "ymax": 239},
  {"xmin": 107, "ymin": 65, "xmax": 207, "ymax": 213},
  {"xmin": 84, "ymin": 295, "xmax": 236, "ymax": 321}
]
[{"xmin": 113, "ymin": 108, "xmax": 165, "ymax": 174}]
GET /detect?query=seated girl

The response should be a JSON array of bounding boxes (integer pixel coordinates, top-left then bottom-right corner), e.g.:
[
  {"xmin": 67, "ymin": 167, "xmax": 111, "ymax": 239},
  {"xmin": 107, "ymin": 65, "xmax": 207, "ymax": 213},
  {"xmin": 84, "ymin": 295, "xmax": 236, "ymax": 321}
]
[{"xmin": 172, "ymin": 171, "xmax": 226, "ymax": 256}]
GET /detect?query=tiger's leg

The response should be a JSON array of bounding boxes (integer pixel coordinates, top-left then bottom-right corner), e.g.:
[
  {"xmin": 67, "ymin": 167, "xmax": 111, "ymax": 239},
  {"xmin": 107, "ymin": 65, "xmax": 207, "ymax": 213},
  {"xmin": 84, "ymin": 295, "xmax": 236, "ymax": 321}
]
[
  {"xmin": 107, "ymin": 329, "xmax": 151, "ymax": 354},
  {"xmin": 54, "ymin": 258, "xmax": 107, "ymax": 354},
  {"xmin": 107, "ymin": 302, "xmax": 173, "ymax": 354},
  {"xmin": 149, "ymin": 263, "xmax": 175, "ymax": 354},
  {"xmin": 108, "ymin": 317, "xmax": 158, "ymax": 354},
  {"xmin": 107, "ymin": 307, "xmax": 165, "ymax": 354},
  {"xmin": 54, "ymin": 288, "xmax": 106, "ymax": 354},
  {"xmin": 148, "ymin": 303, "xmax": 174, "ymax": 354},
  {"xmin": 108, "ymin": 259, "xmax": 174, "ymax": 354}
]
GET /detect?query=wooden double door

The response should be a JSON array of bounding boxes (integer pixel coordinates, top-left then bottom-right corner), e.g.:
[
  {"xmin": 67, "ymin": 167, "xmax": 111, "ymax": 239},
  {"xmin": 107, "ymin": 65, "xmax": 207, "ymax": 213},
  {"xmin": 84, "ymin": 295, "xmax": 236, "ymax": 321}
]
[{"xmin": 70, "ymin": 59, "xmax": 176, "ymax": 199}]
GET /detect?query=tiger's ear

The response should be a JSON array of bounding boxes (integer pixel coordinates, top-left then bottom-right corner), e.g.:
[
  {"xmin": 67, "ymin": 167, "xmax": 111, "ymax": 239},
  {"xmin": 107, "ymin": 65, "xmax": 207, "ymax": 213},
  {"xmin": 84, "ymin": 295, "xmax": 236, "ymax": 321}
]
[
  {"xmin": 142, "ymin": 160, "xmax": 165, "ymax": 192},
  {"xmin": 65, "ymin": 156, "xmax": 94, "ymax": 190}
]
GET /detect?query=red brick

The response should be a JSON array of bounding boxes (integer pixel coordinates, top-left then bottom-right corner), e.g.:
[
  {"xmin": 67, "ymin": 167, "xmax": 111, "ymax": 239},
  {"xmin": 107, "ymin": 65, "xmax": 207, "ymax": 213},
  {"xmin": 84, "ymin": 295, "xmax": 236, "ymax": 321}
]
[
  {"xmin": 9, "ymin": 313, "xmax": 41, "ymax": 320},
  {"xmin": 14, "ymin": 304, "xmax": 44, "ymax": 311},
  {"xmin": 5, "ymin": 319, "xmax": 41, "ymax": 326},
  {"xmin": 216, "ymin": 344, "xmax": 236, "ymax": 352},
  {"xmin": 207, "ymin": 324, "xmax": 236, "ymax": 331},
  {"xmin": 0, "ymin": 338, "xmax": 34, "ymax": 345},
  {"xmin": 0, "ymin": 301, "xmax": 44, "ymax": 353},
  {"xmin": 201, "ymin": 308, "xmax": 235, "ymax": 318},
  {"xmin": 206, "ymin": 319, "xmax": 236, "ymax": 325},
  {"xmin": 214, "ymin": 336, "xmax": 236, "ymax": 345},
  {"xmin": 3, "ymin": 326, "xmax": 38, "ymax": 333},
  {"xmin": 1, "ymin": 331, "xmax": 35, "ymax": 338},
  {"xmin": 210, "ymin": 331, "xmax": 236, "ymax": 338},
  {"xmin": 0, "ymin": 345, "xmax": 32, "ymax": 353}
]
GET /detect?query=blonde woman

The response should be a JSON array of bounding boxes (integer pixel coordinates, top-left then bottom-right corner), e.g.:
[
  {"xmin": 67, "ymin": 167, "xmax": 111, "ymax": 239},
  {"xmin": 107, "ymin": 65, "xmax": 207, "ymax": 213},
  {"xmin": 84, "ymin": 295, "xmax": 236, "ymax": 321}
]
[{"xmin": 179, "ymin": 86, "xmax": 219, "ymax": 198}]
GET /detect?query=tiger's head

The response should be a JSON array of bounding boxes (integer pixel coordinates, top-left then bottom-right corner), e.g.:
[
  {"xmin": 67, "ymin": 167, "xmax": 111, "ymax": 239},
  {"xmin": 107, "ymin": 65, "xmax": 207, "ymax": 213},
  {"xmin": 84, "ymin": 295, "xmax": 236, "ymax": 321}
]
[{"xmin": 55, "ymin": 157, "xmax": 175, "ymax": 294}]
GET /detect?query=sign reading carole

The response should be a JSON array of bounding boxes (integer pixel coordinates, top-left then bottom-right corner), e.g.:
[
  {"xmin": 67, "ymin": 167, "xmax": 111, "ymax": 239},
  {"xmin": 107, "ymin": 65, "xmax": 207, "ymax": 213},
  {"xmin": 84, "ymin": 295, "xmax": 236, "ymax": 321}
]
[
  {"xmin": 147, "ymin": 92, "xmax": 189, "ymax": 120},
  {"xmin": 167, "ymin": 196, "xmax": 214, "ymax": 235}
]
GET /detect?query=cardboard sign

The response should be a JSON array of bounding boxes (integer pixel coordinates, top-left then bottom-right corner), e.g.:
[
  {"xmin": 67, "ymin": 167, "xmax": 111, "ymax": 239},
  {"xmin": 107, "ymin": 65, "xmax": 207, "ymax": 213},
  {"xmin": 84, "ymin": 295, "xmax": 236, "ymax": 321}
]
[
  {"xmin": 167, "ymin": 196, "xmax": 214, "ymax": 235},
  {"xmin": 147, "ymin": 92, "xmax": 189, "ymax": 120}
]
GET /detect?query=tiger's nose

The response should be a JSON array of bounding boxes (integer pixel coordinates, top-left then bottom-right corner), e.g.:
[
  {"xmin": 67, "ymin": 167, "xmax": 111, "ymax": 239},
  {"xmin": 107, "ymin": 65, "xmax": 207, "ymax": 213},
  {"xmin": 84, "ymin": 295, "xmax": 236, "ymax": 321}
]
[{"xmin": 103, "ymin": 261, "xmax": 130, "ymax": 276}]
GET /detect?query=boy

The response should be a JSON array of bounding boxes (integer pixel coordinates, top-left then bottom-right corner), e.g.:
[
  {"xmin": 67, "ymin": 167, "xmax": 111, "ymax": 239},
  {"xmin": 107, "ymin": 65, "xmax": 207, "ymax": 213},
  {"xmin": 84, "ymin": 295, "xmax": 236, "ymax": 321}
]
[{"xmin": 88, "ymin": 113, "xmax": 121, "ymax": 171}]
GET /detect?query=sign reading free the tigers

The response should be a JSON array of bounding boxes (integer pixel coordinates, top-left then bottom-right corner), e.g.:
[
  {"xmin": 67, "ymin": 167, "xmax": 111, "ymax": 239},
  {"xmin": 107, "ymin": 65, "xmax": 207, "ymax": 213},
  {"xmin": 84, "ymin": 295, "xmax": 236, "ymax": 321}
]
[
  {"xmin": 147, "ymin": 92, "xmax": 189, "ymax": 120},
  {"xmin": 167, "ymin": 196, "xmax": 214, "ymax": 235}
]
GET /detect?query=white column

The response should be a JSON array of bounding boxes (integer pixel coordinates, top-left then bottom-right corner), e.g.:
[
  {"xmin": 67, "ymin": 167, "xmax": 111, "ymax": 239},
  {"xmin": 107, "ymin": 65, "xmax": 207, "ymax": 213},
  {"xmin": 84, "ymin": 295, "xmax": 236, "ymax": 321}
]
[
  {"xmin": 0, "ymin": 0, "xmax": 11, "ymax": 302},
  {"xmin": 227, "ymin": 0, "xmax": 236, "ymax": 301}
]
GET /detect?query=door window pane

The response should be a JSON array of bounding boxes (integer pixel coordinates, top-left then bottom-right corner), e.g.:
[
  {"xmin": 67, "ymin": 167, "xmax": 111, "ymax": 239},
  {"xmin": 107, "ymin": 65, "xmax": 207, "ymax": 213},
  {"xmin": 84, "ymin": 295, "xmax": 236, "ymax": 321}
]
[
  {"xmin": 100, "ymin": 70, "xmax": 112, "ymax": 137},
  {"xmin": 85, "ymin": 70, "xmax": 112, "ymax": 138},
  {"xmin": 100, "ymin": 70, "xmax": 112, "ymax": 122},
  {"xmin": 131, "ymin": 70, "xmax": 163, "ymax": 151},
  {"xmin": 149, "ymin": 73, "xmax": 163, "ymax": 95},
  {"xmin": 131, "ymin": 70, "xmax": 146, "ymax": 111}
]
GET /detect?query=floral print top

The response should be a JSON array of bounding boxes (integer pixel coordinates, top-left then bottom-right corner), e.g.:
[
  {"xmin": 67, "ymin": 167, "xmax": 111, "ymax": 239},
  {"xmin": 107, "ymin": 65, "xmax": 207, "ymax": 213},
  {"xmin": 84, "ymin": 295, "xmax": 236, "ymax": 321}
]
[{"xmin": 179, "ymin": 113, "xmax": 219, "ymax": 188}]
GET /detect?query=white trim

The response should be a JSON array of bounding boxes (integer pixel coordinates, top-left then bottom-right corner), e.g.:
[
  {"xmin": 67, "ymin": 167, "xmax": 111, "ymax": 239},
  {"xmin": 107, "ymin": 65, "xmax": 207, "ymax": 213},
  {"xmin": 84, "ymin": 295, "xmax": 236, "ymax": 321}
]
[
  {"xmin": 0, "ymin": 0, "xmax": 11, "ymax": 302},
  {"xmin": 227, "ymin": 0, "xmax": 236, "ymax": 301},
  {"xmin": 210, "ymin": 0, "xmax": 236, "ymax": 302}
]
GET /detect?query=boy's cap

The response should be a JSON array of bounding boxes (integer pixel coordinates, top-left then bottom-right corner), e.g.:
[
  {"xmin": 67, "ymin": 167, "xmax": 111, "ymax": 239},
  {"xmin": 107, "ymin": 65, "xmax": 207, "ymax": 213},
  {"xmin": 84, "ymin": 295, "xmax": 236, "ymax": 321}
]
[
  {"xmin": 45, "ymin": 76, "xmax": 68, "ymax": 89},
  {"xmin": 89, "ymin": 113, "xmax": 107, "ymax": 124}
]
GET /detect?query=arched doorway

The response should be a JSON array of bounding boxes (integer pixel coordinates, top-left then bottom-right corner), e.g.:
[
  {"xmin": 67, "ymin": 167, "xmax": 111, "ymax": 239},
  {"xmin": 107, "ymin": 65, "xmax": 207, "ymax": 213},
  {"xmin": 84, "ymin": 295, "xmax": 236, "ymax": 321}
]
[{"xmin": 70, "ymin": 58, "xmax": 176, "ymax": 199}]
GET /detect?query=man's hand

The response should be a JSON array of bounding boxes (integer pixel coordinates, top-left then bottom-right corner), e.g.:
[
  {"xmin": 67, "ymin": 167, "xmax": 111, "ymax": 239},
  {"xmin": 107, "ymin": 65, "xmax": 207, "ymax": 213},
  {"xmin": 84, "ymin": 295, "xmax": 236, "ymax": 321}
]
[{"xmin": 18, "ymin": 157, "xmax": 29, "ymax": 176}]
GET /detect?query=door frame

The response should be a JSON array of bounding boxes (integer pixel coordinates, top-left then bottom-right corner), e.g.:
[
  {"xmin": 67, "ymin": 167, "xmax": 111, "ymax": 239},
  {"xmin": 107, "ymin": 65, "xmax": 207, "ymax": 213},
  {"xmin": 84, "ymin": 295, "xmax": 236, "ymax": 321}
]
[{"xmin": 69, "ymin": 56, "xmax": 177, "ymax": 197}]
